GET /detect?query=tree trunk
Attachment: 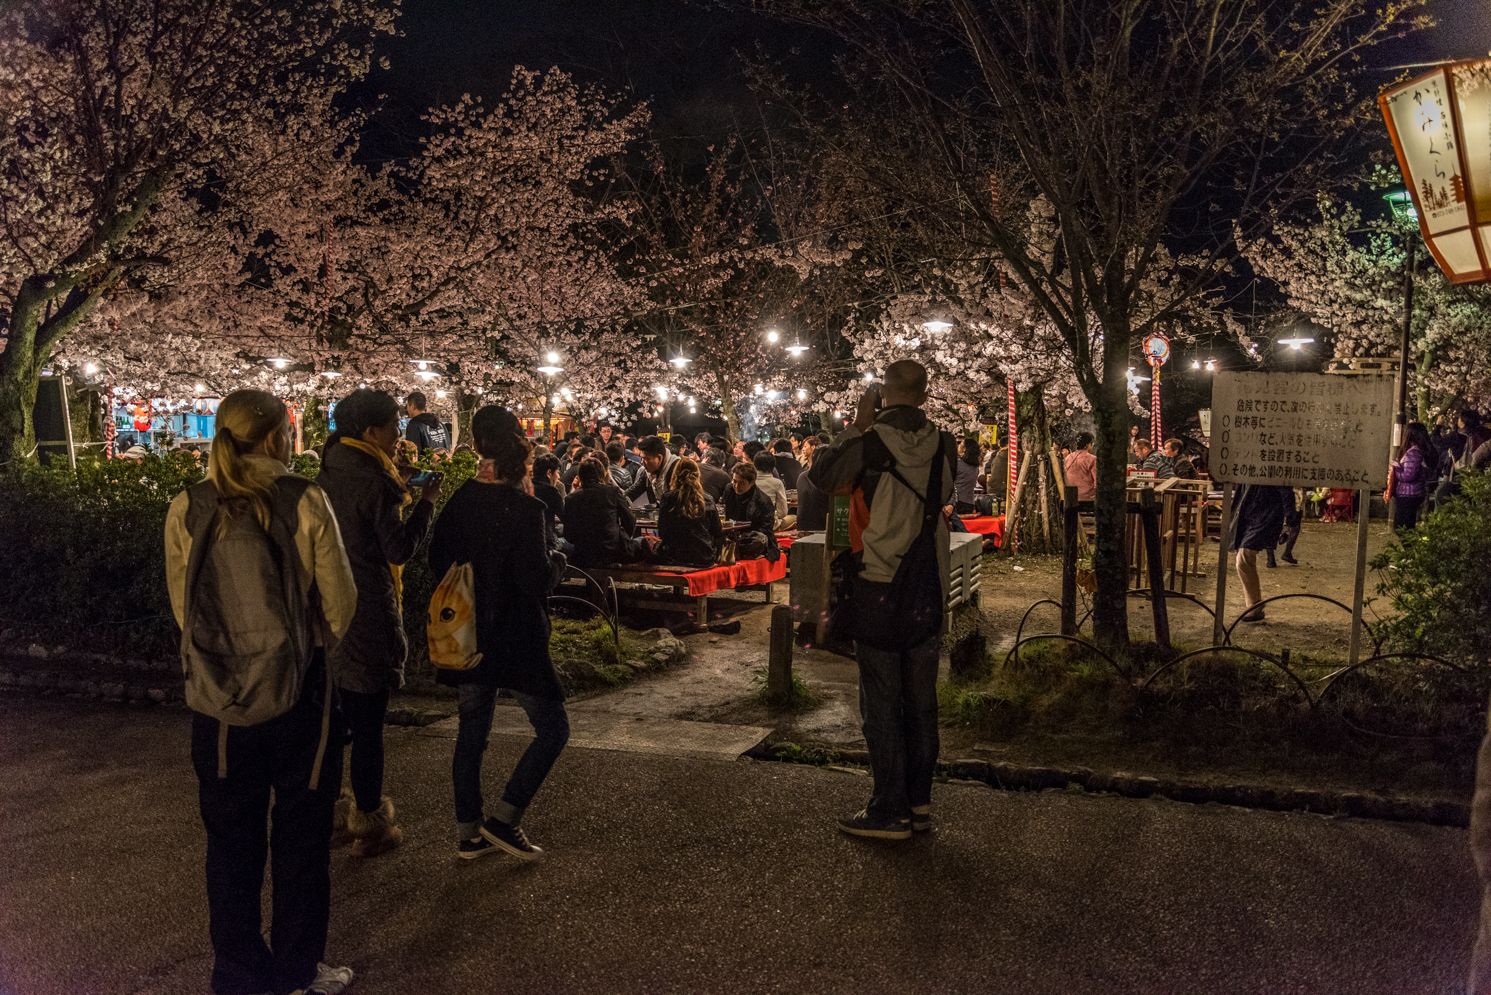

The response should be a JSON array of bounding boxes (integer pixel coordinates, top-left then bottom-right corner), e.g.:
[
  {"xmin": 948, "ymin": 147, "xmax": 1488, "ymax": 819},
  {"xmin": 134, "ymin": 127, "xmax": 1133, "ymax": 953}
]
[
  {"xmin": 0, "ymin": 312, "xmax": 44, "ymax": 464},
  {"xmin": 303, "ymin": 396, "xmax": 330, "ymax": 449},
  {"xmin": 455, "ymin": 390, "xmax": 479, "ymax": 448},
  {"xmin": 543, "ymin": 398, "xmax": 554, "ymax": 448},
  {"xmin": 1415, "ymin": 346, "xmax": 1435, "ymax": 424},
  {"xmin": 1089, "ymin": 333, "xmax": 1133, "ymax": 647},
  {"xmin": 69, "ymin": 383, "xmax": 102, "ymax": 449},
  {"xmin": 719, "ymin": 372, "xmax": 741, "ymax": 444},
  {"xmin": 1012, "ymin": 385, "xmax": 1061, "ymax": 555}
]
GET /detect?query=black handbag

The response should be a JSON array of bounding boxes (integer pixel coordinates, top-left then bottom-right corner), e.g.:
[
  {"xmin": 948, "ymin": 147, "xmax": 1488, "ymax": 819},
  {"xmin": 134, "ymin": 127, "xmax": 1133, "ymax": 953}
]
[{"xmin": 826, "ymin": 432, "xmax": 949, "ymax": 652}]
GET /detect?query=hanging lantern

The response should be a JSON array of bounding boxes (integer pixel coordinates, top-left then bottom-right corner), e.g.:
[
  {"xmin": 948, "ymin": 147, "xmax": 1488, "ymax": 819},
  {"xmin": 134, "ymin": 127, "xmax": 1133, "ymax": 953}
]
[
  {"xmin": 1142, "ymin": 332, "xmax": 1169, "ymax": 448},
  {"xmin": 1380, "ymin": 59, "xmax": 1491, "ymax": 284}
]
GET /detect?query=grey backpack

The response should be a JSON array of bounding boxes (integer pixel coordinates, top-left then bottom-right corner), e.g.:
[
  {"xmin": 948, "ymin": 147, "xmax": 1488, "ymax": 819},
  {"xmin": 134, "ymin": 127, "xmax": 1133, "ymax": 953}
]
[{"xmin": 181, "ymin": 476, "xmax": 315, "ymax": 727}]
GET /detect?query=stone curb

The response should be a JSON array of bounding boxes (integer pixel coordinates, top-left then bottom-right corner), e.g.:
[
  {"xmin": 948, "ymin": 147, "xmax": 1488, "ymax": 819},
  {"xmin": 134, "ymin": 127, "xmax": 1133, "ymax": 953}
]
[{"xmin": 750, "ymin": 745, "xmax": 1471, "ymax": 829}]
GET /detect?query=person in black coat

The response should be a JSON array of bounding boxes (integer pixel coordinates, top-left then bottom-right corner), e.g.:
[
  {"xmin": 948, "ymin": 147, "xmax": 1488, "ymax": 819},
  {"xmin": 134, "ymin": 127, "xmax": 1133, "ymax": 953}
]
[
  {"xmin": 698, "ymin": 448, "xmax": 732, "ymax": 502},
  {"xmin": 722, "ymin": 462, "xmax": 780, "ymax": 562},
  {"xmin": 564, "ymin": 459, "xmax": 645, "ymax": 566},
  {"xmin": 1231, "ymin": 483, "xmax": 1289, "ymax": 623},
  {"xmin": 772, "ymin": 439, "xmax": 804, "ymax": 488},
  {"xmin": 427, "ymin": 411, "xmax": 569, "ymax": 861},
  {"xmin": 795, "ymin": 455, "xmax": 829, "ymax": 531},
  {"xmin": 530, "ymin": 453, "xmax": 566, "ymax": 552},
  {"xmin": 655, "ymin": 459, "xmax": 724, "ymax": 567},
  {"xmin": 317, "ymin": 389, "xmax": 441, "ymax": 856}
]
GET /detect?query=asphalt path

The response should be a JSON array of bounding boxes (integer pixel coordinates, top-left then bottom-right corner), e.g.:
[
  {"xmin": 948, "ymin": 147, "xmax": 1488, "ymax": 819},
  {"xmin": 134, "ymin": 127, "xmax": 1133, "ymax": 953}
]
[{"xmin": 0, "ymin": 694, "xmax": 1479, "ymax": 995}]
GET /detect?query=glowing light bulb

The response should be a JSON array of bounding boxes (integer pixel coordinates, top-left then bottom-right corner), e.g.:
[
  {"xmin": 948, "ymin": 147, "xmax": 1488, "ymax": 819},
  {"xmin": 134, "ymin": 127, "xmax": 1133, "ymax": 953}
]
[
  {"xmin": 766, "ymin": 329, "xmax": 779, "ymax": 343},
  {"xmin": 546, "ymin": 352, "xmax": 559, "ymax": 364}
]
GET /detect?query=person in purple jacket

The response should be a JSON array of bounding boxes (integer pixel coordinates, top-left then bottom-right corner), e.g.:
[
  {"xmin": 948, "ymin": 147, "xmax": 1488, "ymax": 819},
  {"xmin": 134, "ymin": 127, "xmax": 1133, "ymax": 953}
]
[{"xmin": 1390, "ymin": 421, "xmax": 1434, "ymax": 530}]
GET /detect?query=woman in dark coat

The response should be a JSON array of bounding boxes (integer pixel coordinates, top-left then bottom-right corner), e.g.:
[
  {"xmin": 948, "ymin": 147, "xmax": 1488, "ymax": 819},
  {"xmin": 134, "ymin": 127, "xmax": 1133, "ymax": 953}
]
[
  {"xmin": 428, "ymin": 408, "xmax": 568, "ymax": 861},
  {"xmin": 654, "ymin": 459, "xmax": 723, "ymax": 567},
  {"xmin": 1230, "ymin": 483, "xmax": 1289, "ymax": 623},
  {"xmin": 317, "ymin": 389, "xmax": 441, "ymax": 856},
  {"xmin": 563, "ymin": 458, "xmax": 644, "ymax": 566}
]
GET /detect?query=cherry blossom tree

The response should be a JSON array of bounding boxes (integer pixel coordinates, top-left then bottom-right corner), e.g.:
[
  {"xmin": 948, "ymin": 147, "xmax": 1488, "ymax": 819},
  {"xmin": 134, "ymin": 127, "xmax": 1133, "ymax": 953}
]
[
  {"xmin": 0, "ymin": 0, "xmax": 398, "ymax": 461},
  {"xmin": 1241, "ymin": 193, "xmax": 1491, "ymax": 419}
]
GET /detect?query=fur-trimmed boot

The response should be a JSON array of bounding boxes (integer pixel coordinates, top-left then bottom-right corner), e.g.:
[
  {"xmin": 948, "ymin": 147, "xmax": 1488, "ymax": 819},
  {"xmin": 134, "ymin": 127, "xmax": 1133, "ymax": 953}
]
[
  {"xmin": 330, "ymin": 787, "xmax": 356, "ymax": 848},
  {"xmin": 348, "ymin": 796, "xmax": 403, "ymax": 857}
]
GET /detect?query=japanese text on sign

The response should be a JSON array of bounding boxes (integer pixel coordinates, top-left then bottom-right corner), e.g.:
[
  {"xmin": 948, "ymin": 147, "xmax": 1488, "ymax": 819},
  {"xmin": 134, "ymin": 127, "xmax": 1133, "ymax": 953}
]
[{"xmin": 1209, "ymin": 373, "xmax": 1394, "ymax": 488}]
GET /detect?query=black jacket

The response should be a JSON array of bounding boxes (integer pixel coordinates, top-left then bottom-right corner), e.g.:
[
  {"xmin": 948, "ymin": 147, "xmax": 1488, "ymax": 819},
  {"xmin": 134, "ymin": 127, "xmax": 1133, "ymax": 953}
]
[
  {"xmin": 698, "ymin": 462, "xmax": 731, "ymax": 502},
  {"xmin": 428, "ymin": 480, "xmax": 565, "ymax": 699},
  {"xmin": 316, "ymin": 441, "xmax": 434, "ymax": 693},
  {"xmin": 608, "ymin": 461, "xmax": 635, "ymax": 490},
  {"xmin": 723, "ymin": 485, "xmax": 780, "ymax": 562},
  {"xmin": 795, "ymin": 467, "xmax": 829, "ymax": 531},
  {"xmin": 656, "ymin": 490, "xmax": 723, "ymax": 567},
  {"xmin": 404, "ymin": 412, "xmax": 450, "ymax": 455},
  {"xmin": 563, "ymin": 484, "xmax": 638, "ymax": 567},
  {"xmin": 532, "ymin": 480, "xmax": 566, "ymax": 551},
  {"xmin": 774, "ymin": 453, "xmax": 804, "ymax": 487}
]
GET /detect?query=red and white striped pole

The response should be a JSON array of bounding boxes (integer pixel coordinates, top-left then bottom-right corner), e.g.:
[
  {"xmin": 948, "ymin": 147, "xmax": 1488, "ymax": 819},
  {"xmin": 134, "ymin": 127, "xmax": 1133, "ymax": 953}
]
[
  {"xmin": 1150, "ymin": 366, "xmax": 1162, "ymax": 448},
  {"xmin": 1007, "ymin": 378, "xmax": 1018, "ymax": 553}
]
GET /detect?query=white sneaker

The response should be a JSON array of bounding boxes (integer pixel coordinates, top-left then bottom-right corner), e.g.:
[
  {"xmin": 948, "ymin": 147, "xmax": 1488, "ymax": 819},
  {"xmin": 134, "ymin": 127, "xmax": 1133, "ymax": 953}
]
[{"xmin": 288, "ymin": 962, "xmax": 355, "ymax": 995}]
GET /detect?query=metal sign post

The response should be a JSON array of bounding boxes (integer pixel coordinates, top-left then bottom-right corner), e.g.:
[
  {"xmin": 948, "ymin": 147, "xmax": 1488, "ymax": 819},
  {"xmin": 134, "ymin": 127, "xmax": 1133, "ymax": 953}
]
[{"xmin": 1209, "ymin": 372, "xmax": 1394, "ymax": 651}]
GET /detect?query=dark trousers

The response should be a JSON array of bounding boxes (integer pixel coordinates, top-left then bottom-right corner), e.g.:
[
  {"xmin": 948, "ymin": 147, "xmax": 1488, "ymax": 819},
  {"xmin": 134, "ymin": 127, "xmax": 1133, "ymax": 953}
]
[
  {"xmin": 452, "ymin": 683, "xmax": 570, "ymax": 839},
  {"xmin": 1394, "ymin": 494, "xmax": 1425, "ymax": 530},
  {"xmin": 854, "ymin": 634, "xmax": 941, "ymax": 822},
  {"xmin": 190, "ymin": 674, "xmax": 341, "ymax": 995},
  {"xmin": 735, "ymin": 531, "xmax": 774, "ymax": 559},
  {"xmin": 339, "ymin": 687, "xmax": 389, "ymax": 813}
]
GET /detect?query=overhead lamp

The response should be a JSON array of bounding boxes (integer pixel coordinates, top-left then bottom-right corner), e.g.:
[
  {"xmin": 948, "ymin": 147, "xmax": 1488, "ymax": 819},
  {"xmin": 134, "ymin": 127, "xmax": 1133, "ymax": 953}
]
[
  {"xmin": 1205, "ymin": 359, "xmax": 1217, "ymax": 372},
  {"xmin": 267, "ymin": 357, "xmax": 290, "ymax": 370},
  {"xmin": 766, "ymin": 329, "xmax": 780, "ymax": 343},
  {"xmin": 863, "ymin": 373, "xmax": 874, "ymax": 383},
  {"xmin": 754, "ymin": 383, "xmax": 764, "ymax": 395},
  {"xmin": 655, "ymin": 385, "xmax": 669, "ymax": 398},
  {"xmin": 560, "ymin": 387, "xmax": 572, "ymax": 398},
  {"xmin": 411, "ymin": 359, "xmax": 439, "ymax": 371},
  {"xmin": 436, "ymin": 390, "xmax": 447, "ymax": 399},
  {"xmin": 1191, "ymin": 359, "xmax": 1201, "ymax": 370},
  {"xmin": 1279, "ymin": 336, "xmax": 1316, "ymax": 350},
  {"xmin": 85, "ymin": 363, "xmax": 97, "ymax": 375},
  {"xmin": 797, "ymin": 389, "xmax": 807, "ymax": 400},
  {"xmin": 415, "ymin": 370, "xmax": 439, "ymax": 381},
  {"xmin": 194, "ymin": 383, "xmax": 205, "ymax": 393},
  {"xmin": 785, "ymin": 343, "xmax": 808, "ymax": 357},
  {"xmin": 546, "ymin": 351, "xmax": 560, "ymax": 364},
  {"xmin": 922, "ymin": 318, "xmax": 953, "ymax": 333},
  {"xmin": 537, "ymin": 363, "xmax": 564, "ymax": 375},
  {"xmin": 670, "ymin": 355, "xmax": 691, "ymax": 368},
  {"xmin": 322, "ymin": 370, "xmax": 342, "ymax": 378}
]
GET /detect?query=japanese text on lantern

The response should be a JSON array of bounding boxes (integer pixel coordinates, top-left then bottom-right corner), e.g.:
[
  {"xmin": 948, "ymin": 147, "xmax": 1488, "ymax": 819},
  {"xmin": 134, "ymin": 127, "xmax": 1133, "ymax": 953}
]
[{"xmin": 1209, "ymin": 373, "xmax": 1394, "ymax": 488}]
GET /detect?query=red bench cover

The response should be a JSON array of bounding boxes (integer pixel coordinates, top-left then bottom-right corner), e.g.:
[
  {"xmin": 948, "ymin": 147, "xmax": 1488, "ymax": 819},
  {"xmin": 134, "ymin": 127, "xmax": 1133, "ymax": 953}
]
[{"xmin": 655, "ymin": 556, "xmax": 789, "ymax": 597}]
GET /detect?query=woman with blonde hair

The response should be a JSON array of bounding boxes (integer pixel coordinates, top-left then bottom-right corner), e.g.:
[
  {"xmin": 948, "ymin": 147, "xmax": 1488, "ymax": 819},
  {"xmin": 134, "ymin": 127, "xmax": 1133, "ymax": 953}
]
[
  {"xmin": 655, "ymin": 457, "xmax": 724, "ymax": 567},
  {"xmin": 164, "ymin": 389, "xmax": 360, "ymax": 995}
]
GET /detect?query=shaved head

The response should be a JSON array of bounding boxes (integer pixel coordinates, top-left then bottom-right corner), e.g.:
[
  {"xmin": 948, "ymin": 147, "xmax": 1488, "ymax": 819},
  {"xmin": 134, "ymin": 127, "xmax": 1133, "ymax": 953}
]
[{"xmin": 882, "ymin": 360, "xmax": 928, "ymax": 407}]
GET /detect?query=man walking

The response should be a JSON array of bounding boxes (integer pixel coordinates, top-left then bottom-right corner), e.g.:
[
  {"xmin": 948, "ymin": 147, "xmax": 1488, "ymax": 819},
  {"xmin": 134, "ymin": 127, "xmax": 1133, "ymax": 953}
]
[{"xmin": 810, "ymin": 360, "xmax": 955, "ymax": 840}]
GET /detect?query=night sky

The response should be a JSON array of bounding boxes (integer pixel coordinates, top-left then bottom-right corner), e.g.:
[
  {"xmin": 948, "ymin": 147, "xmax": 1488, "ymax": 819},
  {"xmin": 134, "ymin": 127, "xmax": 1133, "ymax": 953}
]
[{"xmin": 353, "ymin": 0, "xmax": 1491, "ymax": 160}]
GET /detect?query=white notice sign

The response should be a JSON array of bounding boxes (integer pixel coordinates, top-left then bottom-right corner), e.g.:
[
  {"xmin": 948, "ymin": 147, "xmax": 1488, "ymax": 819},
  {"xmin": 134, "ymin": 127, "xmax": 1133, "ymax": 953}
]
[{"xmin": 1209, "ymin": 373, "xmax": 1394, "ymax": 488}]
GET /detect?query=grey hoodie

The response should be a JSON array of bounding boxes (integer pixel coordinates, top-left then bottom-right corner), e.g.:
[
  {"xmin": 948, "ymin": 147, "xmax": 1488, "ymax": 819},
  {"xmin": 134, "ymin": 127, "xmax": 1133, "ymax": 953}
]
[{"xmin": 808, "ymin": 406, "xmax": 956, "ymax": 590}]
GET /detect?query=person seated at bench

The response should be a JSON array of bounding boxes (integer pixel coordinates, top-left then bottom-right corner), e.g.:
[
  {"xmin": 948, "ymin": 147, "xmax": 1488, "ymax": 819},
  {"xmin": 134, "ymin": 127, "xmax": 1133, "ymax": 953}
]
[
  {"xmin": 654, "ymin": 459, "xmax": 724, "ymax": 567},
  {"xmin": 563, "ymin": 459, "xmax": 645, "ymax": 567},
  {"xmin": 723, "ymin": 462, "xmax": 781, "ymax": 562},
  {"xmin": 751, "ymin": 451, "xmax": 796, "ymax": 531}
]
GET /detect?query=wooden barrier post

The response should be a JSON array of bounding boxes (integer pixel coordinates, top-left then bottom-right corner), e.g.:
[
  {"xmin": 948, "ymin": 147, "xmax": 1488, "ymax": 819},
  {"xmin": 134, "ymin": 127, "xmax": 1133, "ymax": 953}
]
[
  {"xmin": 1347, "ymin": 489, "xmax": 1371, "ymax": 666},
  {"xmin": 1139, "ymin": 488, "xmax": 1171, "ymax": 652},
  {"xmin": 1002, "ymin": 450, "xmax": 1034, "ymax": 557},
  {"xmin": 1061, "ymin": 485, "xmax": 1078, "ymax": 636},
  {"xmin": 768, "ymin": 604, "xmax": 795, "ymax": 701},
  {"xmin": 1212, "ymin": 482, "xmax": 1234, "ymax": 646}
]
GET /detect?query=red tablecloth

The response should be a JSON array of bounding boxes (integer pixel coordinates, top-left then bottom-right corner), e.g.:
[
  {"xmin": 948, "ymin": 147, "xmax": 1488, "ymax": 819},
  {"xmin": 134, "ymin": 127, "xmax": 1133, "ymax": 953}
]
[
  {"xmin": 656, "ymin": 556, "xmax": 788, "ymax": 597},
  {"xmin": 960, "ymin": 515, "xmax": 1005, "ymax": 545}
]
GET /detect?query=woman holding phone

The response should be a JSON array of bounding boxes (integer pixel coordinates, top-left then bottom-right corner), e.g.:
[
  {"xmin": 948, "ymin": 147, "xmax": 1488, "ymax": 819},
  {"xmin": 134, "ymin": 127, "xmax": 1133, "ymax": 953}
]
[{"xmin": 317, "ymin": 389, "xmax": 443, "ymax": 856}]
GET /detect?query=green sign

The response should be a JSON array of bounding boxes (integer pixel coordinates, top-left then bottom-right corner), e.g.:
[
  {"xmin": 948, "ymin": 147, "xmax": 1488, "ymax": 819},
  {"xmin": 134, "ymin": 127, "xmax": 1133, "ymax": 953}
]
[{"xmin": 831, "ymin": 495, "xmax": 852, "ymax": 547}]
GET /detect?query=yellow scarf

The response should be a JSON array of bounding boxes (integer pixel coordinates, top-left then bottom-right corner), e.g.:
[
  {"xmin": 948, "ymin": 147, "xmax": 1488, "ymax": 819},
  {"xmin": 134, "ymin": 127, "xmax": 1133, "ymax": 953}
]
[{"xmin": 340, "ymin": 438, "xmax": 414, "ymax": 610}]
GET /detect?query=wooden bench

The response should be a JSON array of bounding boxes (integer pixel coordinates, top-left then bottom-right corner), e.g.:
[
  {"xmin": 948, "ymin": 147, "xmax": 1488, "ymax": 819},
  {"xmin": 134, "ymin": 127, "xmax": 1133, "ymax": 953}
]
[{"xmin": 562, "ymin": 558, "xmax": 786, "ymax": 631}]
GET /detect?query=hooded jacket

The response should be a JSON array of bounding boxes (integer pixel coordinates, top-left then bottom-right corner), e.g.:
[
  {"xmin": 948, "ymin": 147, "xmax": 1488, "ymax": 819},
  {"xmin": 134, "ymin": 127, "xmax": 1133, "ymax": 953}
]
[
  {"xmin": 404, "ymin": 412, "xmax": 451, "ymax": 455},
  {"xmin": 316, "ymin": 442, "xmax": 435, "ymax": 692},
  {"xmin": 809, "ymin": 406, "xmax": 956, "ymax": 591}
]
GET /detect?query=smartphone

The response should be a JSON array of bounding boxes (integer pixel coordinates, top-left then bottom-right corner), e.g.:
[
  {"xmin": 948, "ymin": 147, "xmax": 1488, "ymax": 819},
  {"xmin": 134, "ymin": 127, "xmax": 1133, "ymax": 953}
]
[{"xmin": 409, "ymin": 470, "xmax": 437, "ymax": 487}]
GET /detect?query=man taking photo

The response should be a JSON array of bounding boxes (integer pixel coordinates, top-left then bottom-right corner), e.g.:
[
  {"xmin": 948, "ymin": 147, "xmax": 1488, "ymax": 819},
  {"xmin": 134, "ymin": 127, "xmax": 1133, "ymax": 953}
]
[{"xmin": 809, "ymin": 360, "xmax": 955, "ymax": 841}]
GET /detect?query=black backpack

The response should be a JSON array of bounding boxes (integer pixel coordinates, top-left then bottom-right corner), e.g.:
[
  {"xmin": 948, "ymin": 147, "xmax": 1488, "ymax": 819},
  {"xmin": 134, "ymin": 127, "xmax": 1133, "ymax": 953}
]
[{"xmin": 827, "ymin": 430, "xmax": 950, "ymax": 652}]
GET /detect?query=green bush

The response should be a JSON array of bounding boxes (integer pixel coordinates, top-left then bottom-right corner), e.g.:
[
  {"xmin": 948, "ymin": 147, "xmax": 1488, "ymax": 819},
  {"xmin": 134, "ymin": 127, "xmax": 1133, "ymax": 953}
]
[
  {"xmin": 1371, "ymin": 470, "xmax": 1491, "ymax": 674},
  {"xmin": 0, "ymin": 446, "xmax": 481, "ymax": 662},
  {"xmin": 0, "ymin": 450, "xmax": 207, "ymax": 657}
]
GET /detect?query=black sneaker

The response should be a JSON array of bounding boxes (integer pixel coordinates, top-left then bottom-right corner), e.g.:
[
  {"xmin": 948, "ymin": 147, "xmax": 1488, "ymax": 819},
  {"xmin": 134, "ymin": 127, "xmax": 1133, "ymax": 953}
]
[
  {"xmin": 458, "ymin": 835, "xmax": 498, "ymax": 860},
  {"xmin": 481, "ymin": 816, "xmax": 544, "ymax": 860},
  {"xmin": 836, "ymin": 808, "xmax": 912, "ymax": 840}
]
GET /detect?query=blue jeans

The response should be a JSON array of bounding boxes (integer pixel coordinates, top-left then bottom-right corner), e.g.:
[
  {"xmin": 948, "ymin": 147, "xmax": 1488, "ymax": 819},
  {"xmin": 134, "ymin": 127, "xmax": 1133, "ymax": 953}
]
[
  {"xmin": 452, "ymin": 684, "xmax": 570, "ymax": 840},
  {"xmin": 854, "ymin": 635, "xmax": 941, "ymax": 822}
]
